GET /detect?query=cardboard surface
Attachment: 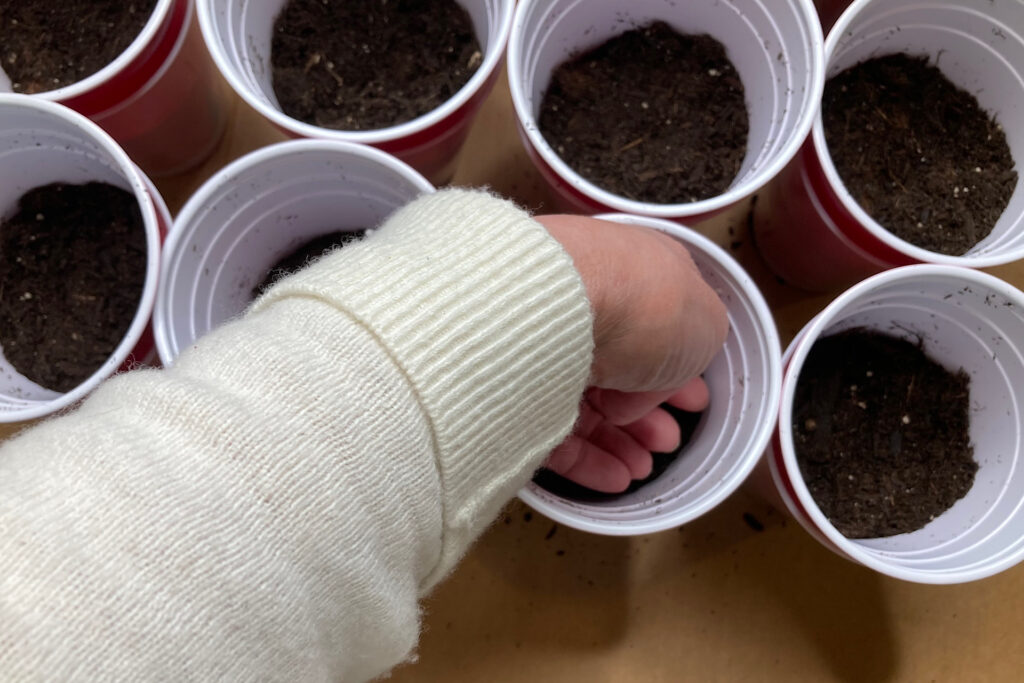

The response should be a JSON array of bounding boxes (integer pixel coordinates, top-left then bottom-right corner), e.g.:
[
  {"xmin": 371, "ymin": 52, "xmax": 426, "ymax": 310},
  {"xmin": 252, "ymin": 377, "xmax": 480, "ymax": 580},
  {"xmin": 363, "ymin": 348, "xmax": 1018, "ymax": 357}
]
[{"xmin": 3, "ymin": 68, "xmax": 1024, "ymax": 682}]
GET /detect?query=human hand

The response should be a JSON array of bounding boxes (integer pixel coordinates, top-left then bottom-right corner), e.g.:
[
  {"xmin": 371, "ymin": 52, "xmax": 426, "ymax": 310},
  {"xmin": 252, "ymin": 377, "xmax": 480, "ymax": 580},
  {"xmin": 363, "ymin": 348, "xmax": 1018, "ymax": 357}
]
[{"xmin": 538, "ymin": 215, "xmax": 729, "ymax": 493}]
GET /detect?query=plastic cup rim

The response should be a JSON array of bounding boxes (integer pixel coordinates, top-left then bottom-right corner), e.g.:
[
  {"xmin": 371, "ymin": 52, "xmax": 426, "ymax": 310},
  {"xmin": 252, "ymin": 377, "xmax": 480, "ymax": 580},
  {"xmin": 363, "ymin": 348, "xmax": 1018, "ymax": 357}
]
[
  {"xmin": 0, "ymin": 94, "xmax": 162, "ymax": 422},
  {"xmin": 154, "ymin": 138, "xmax": 434, "ymax": 366},
  {"xmin": 196, "ymin": 0, "xmax": 515, "ymax": 145},
  {"xmin": 519, "ymin": 212, "xmax": 783, "ymax": 536},
  {"xmin": 776, "ymin": 263, "xmax": 1024, "ymax": 583},
  {"xmin": 811, "ymin": 0, "xmax": 1024, "ymax": 268},
  {"xmin": 506, "ymin": 0, "xmax": 825, "ymax": 218},
  {"xmin": 21, "ymin": 0, "xmax": 177, "ymax": 102}
]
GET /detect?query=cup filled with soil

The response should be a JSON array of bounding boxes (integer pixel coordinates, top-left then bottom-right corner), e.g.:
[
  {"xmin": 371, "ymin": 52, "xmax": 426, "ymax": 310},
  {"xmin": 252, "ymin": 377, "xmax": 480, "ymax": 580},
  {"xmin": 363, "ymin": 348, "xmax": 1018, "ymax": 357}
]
[
  {"xmin": 197, "ymin": 0, "xmax": 514, "ymax": 183},
  {"xmin": 0, "ymin": 0, "xmax": 228, "ymax": 177},
  {"xmin": 520, "ymin": 214, "xmax": 781, "ymax": 535},
  {"xmin": 154, "ymin": 139, "xmax": 433, "ymax": 364},
  {"xmin": 768, "ymin": 265, "xmax": 1024, "ymax": 583},
  {"xmin": 754, "ymin": 0, "xmax": 1024, "ymax": 291},
  {"xmin": 0, "ymin": 95, "xmax": 169, "ymax": 422},
  {"xmin": 507, "ymin": 0, "xmax": 824, "ymax": 221}
]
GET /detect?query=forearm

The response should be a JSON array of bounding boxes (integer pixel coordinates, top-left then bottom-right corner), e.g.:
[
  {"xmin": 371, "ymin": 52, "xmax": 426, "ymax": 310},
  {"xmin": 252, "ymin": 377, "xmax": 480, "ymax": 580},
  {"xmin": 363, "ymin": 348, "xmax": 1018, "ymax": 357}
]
[
  {"xmin": 0, "ymin": 190, "xmax": 593, "ymax": 681},
  {"xmin": 1, "ymin": 301, "xmax": 440, "ymax": 681}
]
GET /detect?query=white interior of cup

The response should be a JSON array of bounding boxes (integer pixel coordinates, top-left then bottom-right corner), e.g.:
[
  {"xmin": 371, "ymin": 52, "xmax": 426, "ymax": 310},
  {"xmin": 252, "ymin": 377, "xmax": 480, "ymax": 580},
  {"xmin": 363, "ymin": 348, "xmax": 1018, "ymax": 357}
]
[
  {"xmin": 520, "ymin": 214, "xmax": 782, "ymax": 535},
  {"xmin": 154, "ymin": 140, "xmax": 434, "ymax": 364},
  {"xmin": 0, "ymin": 0, "xmax": 175, "ymax": 99},
  {"xmin": 815, "ymin": 0, "xmax": 1024, "ymax": 266},
  {"xmin": 778, "ymin": 266, "xmax": 1024, "ymax": 582},
  {"xmin": 0, "ymin": 96, "xmax": 161, "ymax": 421},
  {"xmin": 508, "ymin": 0, "xmax": 823, "ymax": 217},
  {"xmin": 198, "ymin": 0, "xmax": 512, "ymax": 143}
]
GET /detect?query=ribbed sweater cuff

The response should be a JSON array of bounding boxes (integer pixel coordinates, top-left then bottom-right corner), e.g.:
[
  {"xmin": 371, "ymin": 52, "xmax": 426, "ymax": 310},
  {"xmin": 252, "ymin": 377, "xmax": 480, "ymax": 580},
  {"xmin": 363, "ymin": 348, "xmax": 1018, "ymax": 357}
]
[{"xmin": 251, "ymin": 189, "xmax": 594, "ymax": 588}]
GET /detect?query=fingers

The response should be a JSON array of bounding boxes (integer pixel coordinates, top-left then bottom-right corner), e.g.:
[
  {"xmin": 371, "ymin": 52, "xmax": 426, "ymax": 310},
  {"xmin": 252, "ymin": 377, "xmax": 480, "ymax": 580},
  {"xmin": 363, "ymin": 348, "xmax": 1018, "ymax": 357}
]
[
  {"xmin": 546, "ymin": 436, "xmax": 633, "ymax": 493},
  {"xmin": 622, "ymin": 407, "xmax": 681, "ymax": 454},
  {"xmin": 546, "ymin": 400, "xmax": 654, "ymax": 492},
  {"xmin": 666, "ymin": 377, "xmax": 710, "ymax": 412},
  {"xmin": 545, "ymin": 381, "xmax": 708, "ymax": 494},
  {"xmin": 588, "ymin": 387, "xmax": 678, "ymax": 426},
  {"xmin": 588, "ymin": 377, "xmax": 708, "ymax": 425},
  {"xmin": 590, "ymin": 420, "xmax": 653, "ymax": 479}
]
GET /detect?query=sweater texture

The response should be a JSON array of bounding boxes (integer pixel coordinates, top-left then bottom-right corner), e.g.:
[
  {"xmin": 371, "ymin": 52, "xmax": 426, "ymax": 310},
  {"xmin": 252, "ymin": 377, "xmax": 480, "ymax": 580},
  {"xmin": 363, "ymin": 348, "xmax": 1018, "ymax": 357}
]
[{"xmin": 0, "ymin": 189, "xmax": 594, "ymax": 681}]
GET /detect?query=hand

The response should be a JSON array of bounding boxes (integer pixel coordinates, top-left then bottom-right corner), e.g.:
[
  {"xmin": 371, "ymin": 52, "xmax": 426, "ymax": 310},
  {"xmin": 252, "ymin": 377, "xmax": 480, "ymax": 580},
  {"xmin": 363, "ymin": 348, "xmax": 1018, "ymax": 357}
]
[{"xmin": 537, "ymin": 215, "xmax": 729, "ymax": 492}]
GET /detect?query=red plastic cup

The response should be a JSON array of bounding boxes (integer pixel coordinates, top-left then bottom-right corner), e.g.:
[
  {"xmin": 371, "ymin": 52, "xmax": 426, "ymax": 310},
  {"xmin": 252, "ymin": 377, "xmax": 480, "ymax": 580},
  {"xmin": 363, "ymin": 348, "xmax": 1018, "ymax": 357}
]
[
  {"xmin": 767, "ymin": 265, "xmax": 1024, "ymax": 583},
  {"xmin": 0, "ymin": 96, "xmax": 171, "ymax": 422},
  {"xmin": 507, "ymin": 0, "xmax": 824, "ymax": 222},
  {"xmin": 1, "ymin": 0, "xmax": 228, "ymax": 177},
  {"xmin": 755, "ymin": 0, "xmax": 1024, "ymax": 291},
  {"xmin": 197, "ymin": 0, "xmax": 513, "ymax": 185}
]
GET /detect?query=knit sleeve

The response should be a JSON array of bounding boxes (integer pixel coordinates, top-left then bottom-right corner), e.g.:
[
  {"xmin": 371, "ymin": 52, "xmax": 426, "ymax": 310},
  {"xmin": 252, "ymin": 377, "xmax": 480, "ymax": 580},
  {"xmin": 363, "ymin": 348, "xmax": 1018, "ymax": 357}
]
[{"xmin": 0, "ymin": 189, "xmax": 593, "ymax": 682}]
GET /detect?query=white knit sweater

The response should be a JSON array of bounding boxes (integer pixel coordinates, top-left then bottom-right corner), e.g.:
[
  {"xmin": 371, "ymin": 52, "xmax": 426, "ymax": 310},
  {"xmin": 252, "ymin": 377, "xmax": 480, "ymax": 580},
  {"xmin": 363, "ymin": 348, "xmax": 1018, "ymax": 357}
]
[{"xmin": 0, "ymin": 190, "xmax": 594, "ymax": 681}]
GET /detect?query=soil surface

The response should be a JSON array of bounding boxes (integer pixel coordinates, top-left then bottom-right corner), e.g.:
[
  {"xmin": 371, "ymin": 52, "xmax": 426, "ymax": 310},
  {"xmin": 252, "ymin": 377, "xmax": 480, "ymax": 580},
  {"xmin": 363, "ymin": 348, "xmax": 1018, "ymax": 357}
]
[
  {"xmin": 0, "ymin": 183, "xmax": 146, "ymax": 393},
  {"xmin": 538, "ymin": 21, "xmax": 749, "ymax": 204},
  {"xmin": 271, "ymin": 0, "xmax": 482, "ymax": 130},
  {"xmin": 253, "ymin": 230, "xmax": 366, "ymax": 298},
  {"xmin": 534, "ymin": 403, "xmax": 702, "ymax": 501},
  {"xmin": 823, "ymin": 54, "xmax": 1017, "ymax": 256},
  {"xmin": 0, "ymin": 0, "xmax": 158, "ymax": 93},
  {"xmin": 792, "ymin": 329, "xmax": 976, "ymax": 538}
]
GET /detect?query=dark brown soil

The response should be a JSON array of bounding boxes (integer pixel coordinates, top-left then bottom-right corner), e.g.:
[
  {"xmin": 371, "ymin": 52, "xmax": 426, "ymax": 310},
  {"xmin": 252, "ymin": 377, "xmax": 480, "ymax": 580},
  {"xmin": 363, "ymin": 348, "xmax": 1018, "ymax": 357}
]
[
  {"xmin": 0, "ymin": 0, "xmax": 158, "ymax": 94},
  {"xmin": 253, "ymin": 230, "xmax": 366, "ymax": 298},
  {"xmin": 0, "ymin": 183, "xmax": 146, "ymax": 393},
  {"xmin": 823, "ymin": 54, "xmax": 1017, "ymax": 256},
  {"xmin": 537, "ymin": 21, "xmax": 749, "ymax": 204},
  {"xmin": 792, "ymin": 329, "xmax": 976, "ymax": 538},
  {"xmin": 534, "ymin": 403, "xmax": 702, "ymax": 501},
  {"xmin": 271, "ymin": 0, "xmax": 482, "ymax": 131}
]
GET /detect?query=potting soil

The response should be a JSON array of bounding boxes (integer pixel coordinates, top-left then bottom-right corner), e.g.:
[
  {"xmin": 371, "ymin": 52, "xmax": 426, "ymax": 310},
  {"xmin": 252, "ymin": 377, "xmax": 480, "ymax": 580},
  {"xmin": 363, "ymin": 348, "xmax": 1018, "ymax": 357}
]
[
  {"xmin": 253, "ymin": 229, "xmax": 367, "ymax": 298},
  {"xmin": 792, "ymin": 328, "xmax": 976, "ymax": 539},
  {"xmin": 823, "ymin": 54, "xmax": 1017, "ymax": 256},
  {"xmin": 0, "ymin": 0, "xmax": 158, "ymax": 93},
  {"xmin": 270, "ymin": 0, "xmax": 482, "ymax": 130},
  {"xmin": 534, "ymin": 402, "xmax": 702, "ymax": 500},
  {"xmin": 0, "ymin": 183, "xmax": 147, "ymax": 393},
  {"xmin": 537, "ymin": 21, "xmax": 749, "ymax": 204}
]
